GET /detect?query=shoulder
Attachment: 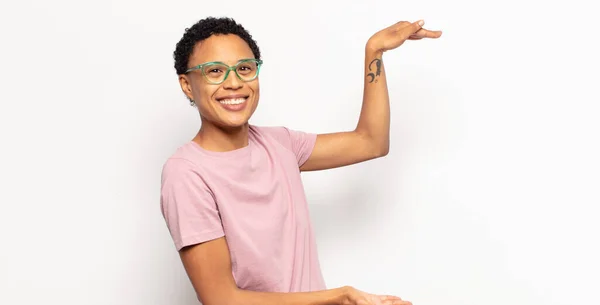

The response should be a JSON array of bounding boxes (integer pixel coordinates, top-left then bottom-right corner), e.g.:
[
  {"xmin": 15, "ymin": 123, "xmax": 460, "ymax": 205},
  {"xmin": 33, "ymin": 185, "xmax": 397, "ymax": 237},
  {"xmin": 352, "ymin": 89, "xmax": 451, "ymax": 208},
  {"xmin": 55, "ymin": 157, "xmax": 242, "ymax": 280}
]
[
  {"xmin": 160, "ymin": 143, "xmax": 208, "ymax": 183},
  {"xmin": 251, "ymin": 125, "xmax": 291, "ymax": 141},
  {"xmin": 250, "ymin": 125, "xmax": 317, "ymax": 166},
  {"xmin": 250, "ymin": 125, "xmax": 316, "ymax": 147}
]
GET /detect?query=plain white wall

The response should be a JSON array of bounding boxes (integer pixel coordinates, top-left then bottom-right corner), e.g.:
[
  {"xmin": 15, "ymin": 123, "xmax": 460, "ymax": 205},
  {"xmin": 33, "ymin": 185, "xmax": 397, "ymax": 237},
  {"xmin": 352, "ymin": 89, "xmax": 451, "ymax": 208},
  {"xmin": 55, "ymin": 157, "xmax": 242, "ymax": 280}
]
[{"xmin": 1, "ymin": 0, "xmax": 599, "ymax": 304}]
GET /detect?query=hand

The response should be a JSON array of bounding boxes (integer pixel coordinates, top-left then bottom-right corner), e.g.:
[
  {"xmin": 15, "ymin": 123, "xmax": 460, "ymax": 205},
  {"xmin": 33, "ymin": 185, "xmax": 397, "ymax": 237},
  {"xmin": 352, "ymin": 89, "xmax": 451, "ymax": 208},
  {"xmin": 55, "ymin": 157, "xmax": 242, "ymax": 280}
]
[
  {"xmin": 341, "ymin": 286, "xmax": 413, "ymax": 305},
  {"xmin": 366, "ymin": 20, "xmax": 442, "ymax": 53}
]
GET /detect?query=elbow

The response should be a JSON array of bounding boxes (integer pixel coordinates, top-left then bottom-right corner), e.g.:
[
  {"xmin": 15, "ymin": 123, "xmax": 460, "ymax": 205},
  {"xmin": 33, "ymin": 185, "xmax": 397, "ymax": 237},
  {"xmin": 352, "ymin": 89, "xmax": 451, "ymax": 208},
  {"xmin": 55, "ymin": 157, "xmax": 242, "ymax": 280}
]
[
  {"xmin": 197, "ymin": 287, "xmax": 240, "ymax": 305},
  {"xmin": 355, "ymin": 129, "xmax": 389, "ymax": 158},
  {"xmin": 375, "ymin": 144, "xmax": 389, "ymax": 158},
  {"xmin": 198, "ymin": 296, "xmax": 234, "ymax": 305},
  {"xmin": 373, "ymin": 138, "xmax": 390, "ymax": 158},
  {"xmin": 369, "ymin": 142, "xmax": 389, "ymax": 159},
  {"xmin": 371, "ymin": 135, "xmax": 390, "ymax": 158},
  {"xmin": 379, "ymin": 145, "xmax": 390, "ymax": 157}
]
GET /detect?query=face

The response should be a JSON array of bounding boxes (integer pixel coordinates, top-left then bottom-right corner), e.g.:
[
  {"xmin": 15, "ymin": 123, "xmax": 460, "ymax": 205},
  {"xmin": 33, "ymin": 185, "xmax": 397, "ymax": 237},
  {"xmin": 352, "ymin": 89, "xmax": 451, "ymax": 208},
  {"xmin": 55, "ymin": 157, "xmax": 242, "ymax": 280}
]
[{"xmin": 179, "ymin": 34, "xmax": 260, "ymax": 130}]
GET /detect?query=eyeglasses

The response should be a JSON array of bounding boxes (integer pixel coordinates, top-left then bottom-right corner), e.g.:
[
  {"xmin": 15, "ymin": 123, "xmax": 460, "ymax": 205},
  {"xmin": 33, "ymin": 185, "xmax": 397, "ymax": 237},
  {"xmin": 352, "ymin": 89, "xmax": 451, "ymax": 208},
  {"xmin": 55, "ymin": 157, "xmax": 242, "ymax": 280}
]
[{"xmin": 185, "ymin": 58, "xmax": 263, "ymax": 85}]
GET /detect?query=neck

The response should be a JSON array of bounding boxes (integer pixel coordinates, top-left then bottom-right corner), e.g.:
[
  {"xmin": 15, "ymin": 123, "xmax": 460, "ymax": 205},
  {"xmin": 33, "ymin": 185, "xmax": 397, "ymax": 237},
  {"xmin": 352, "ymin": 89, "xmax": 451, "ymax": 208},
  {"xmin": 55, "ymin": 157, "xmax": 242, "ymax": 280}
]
[{"xmin": 193, "ymin": 121, "xmax": 250, "ymax": 152}]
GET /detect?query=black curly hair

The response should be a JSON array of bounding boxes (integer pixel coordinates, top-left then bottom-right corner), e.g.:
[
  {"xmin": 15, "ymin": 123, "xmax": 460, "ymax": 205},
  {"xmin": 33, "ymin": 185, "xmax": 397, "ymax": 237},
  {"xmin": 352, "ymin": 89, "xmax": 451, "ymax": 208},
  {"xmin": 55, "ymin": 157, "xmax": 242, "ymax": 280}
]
[{"xmin": 173, "ymin": 17, "xmax": 261, "ymax": 75}]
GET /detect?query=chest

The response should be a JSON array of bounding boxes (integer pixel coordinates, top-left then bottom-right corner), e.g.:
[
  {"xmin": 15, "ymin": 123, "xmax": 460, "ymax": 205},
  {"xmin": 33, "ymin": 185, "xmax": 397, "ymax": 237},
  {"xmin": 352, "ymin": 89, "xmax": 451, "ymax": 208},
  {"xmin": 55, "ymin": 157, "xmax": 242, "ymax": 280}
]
[
  {"xmin": 206, "ymin": 144, "xmax": 310, "ymax": 229},
  {"xmin": 201, "ymin": 143, "xmax": 314, "ymax": 291}
]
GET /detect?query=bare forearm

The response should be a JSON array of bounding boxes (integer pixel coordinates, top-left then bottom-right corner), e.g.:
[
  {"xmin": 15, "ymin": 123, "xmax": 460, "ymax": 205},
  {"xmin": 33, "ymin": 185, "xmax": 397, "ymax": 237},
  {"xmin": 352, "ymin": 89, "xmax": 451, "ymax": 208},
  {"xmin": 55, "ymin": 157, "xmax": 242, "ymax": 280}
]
[
  {"xmin": 355, "ymin": 44, "xmax": 390, "ymax": 154},
  {"xmin": 227, "ymin": 286, "xmax": 348, "ymax": 305}
]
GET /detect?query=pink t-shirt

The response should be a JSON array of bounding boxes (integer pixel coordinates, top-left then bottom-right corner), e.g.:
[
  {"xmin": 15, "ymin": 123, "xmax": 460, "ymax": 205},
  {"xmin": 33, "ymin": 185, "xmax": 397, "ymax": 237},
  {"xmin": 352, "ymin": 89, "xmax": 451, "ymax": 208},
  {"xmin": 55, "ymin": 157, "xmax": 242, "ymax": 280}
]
[{"xmin": 160, "ymin": 125, "xmax": 326, "ymax": 292}]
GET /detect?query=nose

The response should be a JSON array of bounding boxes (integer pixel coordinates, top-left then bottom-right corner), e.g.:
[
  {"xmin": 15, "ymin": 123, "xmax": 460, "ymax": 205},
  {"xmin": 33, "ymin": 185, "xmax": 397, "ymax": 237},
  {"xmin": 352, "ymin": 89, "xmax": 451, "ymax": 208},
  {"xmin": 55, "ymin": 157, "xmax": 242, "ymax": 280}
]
[{"xmin": 222, "ymin": 68, "xmax": 243, "ymax": 90}]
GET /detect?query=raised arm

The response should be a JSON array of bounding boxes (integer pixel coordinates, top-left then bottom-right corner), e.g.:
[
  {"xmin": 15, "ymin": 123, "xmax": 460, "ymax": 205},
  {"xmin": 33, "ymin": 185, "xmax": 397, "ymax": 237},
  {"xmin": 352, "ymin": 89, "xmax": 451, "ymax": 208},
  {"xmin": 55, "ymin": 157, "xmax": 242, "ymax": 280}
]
[
  {"xmin": 300, "ymin": 20, "xmax": 442, "ymax": 172},
  {"xmin": 180, "ymin": 238, "xmax": 410, "ymax": 305}
]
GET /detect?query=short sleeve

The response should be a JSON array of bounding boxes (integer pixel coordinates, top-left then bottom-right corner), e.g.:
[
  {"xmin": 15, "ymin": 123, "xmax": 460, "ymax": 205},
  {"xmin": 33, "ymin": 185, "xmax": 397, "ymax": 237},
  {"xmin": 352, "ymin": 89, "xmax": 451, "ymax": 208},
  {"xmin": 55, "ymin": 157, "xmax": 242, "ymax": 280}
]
[
  {"xmin": 160, "ymin": 158, "xmax": 224, "ymax": 251},
  {"xmin": 287, "ymin": 128, "xmax": 317, "ymax": 166},
  {"xmin": 258, "ymin": 126, "xmax": 317, "ymax": 167}
]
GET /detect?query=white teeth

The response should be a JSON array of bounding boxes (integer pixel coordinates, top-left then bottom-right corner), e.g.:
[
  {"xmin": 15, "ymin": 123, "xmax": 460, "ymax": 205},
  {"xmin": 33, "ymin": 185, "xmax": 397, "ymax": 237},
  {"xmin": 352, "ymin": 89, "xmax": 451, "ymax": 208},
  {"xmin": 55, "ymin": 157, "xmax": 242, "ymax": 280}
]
[{"xmin": 219, "ymin": 98, "xmax": 246, "ymax": 105}]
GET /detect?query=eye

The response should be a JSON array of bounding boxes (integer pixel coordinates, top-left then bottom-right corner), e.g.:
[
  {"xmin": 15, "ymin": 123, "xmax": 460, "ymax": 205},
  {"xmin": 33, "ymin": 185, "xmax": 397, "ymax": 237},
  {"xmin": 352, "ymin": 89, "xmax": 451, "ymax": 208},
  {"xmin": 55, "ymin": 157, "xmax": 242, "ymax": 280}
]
[{"xmin": 237, "ymin": 63, "xmax": 255, "ymax": 74}]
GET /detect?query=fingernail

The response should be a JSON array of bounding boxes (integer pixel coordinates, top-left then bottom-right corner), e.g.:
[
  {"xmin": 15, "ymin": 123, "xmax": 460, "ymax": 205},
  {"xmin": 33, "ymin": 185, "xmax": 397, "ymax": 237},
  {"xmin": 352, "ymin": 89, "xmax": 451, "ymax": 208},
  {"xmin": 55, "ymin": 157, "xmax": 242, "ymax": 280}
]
[{"xmin": 418, "ymin": 20, "xmax": 424, "ymax": 26}]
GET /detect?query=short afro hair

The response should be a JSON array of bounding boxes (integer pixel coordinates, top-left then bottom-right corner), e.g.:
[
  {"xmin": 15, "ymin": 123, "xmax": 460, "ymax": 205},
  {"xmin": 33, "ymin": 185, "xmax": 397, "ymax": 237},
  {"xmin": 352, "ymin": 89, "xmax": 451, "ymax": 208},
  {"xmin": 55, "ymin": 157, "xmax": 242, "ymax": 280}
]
[{"xmin": 173, "ymin": 17, "xmax": 261, "ymax": 75}]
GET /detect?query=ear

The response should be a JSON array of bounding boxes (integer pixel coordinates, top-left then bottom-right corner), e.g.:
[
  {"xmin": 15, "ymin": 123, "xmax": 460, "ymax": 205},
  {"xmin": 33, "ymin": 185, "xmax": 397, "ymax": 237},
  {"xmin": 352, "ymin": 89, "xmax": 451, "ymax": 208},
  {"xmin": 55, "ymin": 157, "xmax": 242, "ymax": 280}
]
[{"xmin": 178, "ymin": 74, "xmax": 194, "ymax": 101}]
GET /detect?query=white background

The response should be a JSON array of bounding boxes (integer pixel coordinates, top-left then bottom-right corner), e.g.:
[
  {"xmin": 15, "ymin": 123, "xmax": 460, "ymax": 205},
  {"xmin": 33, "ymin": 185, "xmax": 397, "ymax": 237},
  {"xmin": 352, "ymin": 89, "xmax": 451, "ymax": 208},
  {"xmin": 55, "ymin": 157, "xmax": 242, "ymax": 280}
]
[{"xmin": 1, "ymin": 0, "xmax": 599, "ymax": 304}]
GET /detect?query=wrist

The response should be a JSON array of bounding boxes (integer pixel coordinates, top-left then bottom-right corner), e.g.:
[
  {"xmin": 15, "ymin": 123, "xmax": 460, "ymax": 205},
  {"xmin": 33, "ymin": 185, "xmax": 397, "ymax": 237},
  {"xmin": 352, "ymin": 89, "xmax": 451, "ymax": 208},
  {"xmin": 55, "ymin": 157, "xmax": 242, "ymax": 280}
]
[
  {"xmin": 332, "ymin": 286, "xmax": 351, "ymax": 305},
  {"xmin": 365, "ymin": 41, "xmax": 384, "ymax": 58}
]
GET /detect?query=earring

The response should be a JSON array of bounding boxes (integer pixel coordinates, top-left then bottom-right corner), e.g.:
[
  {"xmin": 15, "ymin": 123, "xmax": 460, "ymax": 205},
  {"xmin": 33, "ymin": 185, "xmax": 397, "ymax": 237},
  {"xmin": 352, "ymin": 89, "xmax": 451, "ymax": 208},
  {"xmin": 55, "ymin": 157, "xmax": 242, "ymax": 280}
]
[{"xmin": 189, "ymin": 99, "xmax": 195, "ymax": 106}]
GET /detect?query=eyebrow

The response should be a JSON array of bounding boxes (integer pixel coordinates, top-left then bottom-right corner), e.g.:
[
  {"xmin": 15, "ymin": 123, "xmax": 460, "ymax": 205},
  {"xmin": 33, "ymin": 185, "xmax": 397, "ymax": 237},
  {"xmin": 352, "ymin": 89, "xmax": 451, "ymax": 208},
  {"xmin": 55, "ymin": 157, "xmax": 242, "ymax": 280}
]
[{"xmin": 197, "ymin": 58, "xmax": 255, "ymax": 65}]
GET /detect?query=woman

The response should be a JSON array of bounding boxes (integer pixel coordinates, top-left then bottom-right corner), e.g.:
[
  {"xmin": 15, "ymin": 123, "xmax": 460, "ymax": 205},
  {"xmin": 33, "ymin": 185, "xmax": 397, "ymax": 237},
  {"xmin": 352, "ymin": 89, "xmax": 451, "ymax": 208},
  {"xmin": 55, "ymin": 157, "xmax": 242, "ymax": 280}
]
[{"xmin": 160, "ymin": 16, "xmax": 441, "ymax": 305}]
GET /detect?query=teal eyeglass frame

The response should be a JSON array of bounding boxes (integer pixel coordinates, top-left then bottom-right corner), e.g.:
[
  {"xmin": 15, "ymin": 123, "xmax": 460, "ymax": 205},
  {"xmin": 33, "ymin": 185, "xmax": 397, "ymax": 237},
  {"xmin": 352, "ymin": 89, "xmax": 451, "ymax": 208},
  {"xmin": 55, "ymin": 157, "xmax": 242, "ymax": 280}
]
[{"xmin": 185, "ymin": 58, "xmax": 263, "ymax": 85}]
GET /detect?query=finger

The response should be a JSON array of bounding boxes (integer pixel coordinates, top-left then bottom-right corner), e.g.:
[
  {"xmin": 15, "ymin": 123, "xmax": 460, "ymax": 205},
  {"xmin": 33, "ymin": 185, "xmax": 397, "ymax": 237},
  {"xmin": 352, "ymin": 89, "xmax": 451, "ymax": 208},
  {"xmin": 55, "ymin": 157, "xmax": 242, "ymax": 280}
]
[
  {"xmin": 382, "ymin": 300, "xmax": 411, "ymax": 305},
  {"xmin": 394, "ymin": 21, "xmax": 412, "ymax": 27},
  {"xmin": 379, "ymin": 295, "xmax": 402, "ymax": 305},
  {"xmin": 410, "ymin": 20, "xmax": 425, "ymax": 34},
  {"xmin": 379, "ymin": 295, "xmax": 402, "ymax": 301},
  {"xmin": 395, "ymin": 20, "xmax": 423, "ymax": 33},
  {"xmin": 412, "ymin": 28, "xmax": 443, "ymax": 38},
  {"xmin": 408, "ymin": 31, "xmax": 426, "ymax": 40},
  {"xmin": 398, "ymin": 20, "xmax": 425, "ymax": 40}
]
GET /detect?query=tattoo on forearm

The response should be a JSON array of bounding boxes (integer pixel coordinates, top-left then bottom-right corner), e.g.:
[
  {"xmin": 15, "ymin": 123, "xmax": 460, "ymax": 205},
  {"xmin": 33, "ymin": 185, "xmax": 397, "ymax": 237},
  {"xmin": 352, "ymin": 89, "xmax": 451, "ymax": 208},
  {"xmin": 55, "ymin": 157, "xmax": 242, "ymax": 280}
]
[{"xmin": 366, "ymin": 58, "xmax": 382, "ymax": 83}]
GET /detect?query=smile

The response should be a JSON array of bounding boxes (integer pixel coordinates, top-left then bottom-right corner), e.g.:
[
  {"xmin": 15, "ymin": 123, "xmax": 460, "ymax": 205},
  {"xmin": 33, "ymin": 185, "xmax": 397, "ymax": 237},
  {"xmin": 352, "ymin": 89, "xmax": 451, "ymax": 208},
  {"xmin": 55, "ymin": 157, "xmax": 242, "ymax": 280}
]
[
  {"xmin": 218, "ymin": 98, "xmax": 246, "ymax": 105},
  {"xmin": 215, "ymin": 95, "xmax": 250, "ymax": 112}
]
